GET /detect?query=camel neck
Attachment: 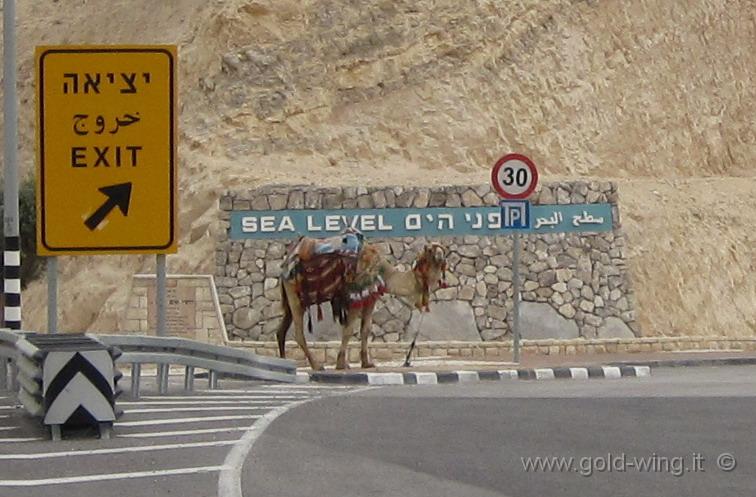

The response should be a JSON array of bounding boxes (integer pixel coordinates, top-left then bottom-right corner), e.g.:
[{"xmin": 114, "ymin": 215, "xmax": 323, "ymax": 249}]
[{"xmin": 382, "ymin": 263, "xmax": 421, "ymax": 298}]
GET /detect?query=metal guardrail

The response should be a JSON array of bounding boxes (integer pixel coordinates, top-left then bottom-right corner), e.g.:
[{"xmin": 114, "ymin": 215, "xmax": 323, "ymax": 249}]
[
  {"xmin": 1, "ymin": 328, "xmax": 25, "ymax": 391},
  {"xmin": 94, "ymin": 334, "xmax": 297, "ymax": 397}
]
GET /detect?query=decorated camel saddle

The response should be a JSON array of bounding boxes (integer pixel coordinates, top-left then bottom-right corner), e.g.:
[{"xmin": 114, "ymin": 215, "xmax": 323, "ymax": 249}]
[{"xmin": 281, "ymin": 228, "xmax": 387, "ymax": 327}]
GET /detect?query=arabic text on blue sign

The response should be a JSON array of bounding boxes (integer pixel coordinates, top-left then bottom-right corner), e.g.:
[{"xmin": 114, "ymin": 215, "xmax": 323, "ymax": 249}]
[{"xmin": 229, "ymin": 204, "xmax": 613, "ymax": 240}]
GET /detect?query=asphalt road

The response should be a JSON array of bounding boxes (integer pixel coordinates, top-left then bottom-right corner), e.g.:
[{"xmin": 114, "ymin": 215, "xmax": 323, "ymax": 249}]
[
  {"xmin": 243, "ymin": 366, "xmax": 756, "ymax": 497},
  {"xmin": 0, "ymin": 378, "xmax": 359, "ymax": 497},
  {"xmin": 2, "ymin": 366, "xmax": 755, "ymax": 497}
]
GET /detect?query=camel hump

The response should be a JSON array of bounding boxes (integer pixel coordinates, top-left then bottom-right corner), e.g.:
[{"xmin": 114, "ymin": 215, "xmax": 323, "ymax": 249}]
[{"xmin": 295, "ymin": 228, "xmax": 364, "ymax": 262}]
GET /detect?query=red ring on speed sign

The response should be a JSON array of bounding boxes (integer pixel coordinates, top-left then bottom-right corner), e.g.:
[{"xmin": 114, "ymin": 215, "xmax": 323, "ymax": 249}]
[{"xmin": 491, "ymin": 153, "xmax": 539, "ymax": 199}]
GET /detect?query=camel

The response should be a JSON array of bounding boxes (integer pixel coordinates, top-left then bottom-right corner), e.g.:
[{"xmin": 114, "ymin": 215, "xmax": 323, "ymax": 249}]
[{"xmin": 276, "ymin": 236, "xmax": 448, "ymax": 371}]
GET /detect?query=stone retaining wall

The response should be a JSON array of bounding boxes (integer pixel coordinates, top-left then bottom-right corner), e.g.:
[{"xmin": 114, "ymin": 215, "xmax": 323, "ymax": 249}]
[{"xmin": 216, "ymin": 182, "xmax": 639, "ymax": 342}]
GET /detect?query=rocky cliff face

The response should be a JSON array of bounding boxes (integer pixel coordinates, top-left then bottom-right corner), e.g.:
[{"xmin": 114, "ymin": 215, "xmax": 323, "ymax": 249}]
[{"xmin": 3, "ymin": 0, "xmax": 754, "ymax": 336}]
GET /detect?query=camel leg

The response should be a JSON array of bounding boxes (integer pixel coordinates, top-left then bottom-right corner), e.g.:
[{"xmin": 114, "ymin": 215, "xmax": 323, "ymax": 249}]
[
  {"xmin": 336, "ymin": 310, "xmax": 358, "ymax": 370},
  {"xmin": 360, "ymin": 303, "xmax": 376, "ymax": 369},
  {"xmin": 292, "ymin": 312, "xmax": 323, "ymax": 371},
  {"xmin": 281, "ymin": 282, "xmax": 322, "ymax": 371}
]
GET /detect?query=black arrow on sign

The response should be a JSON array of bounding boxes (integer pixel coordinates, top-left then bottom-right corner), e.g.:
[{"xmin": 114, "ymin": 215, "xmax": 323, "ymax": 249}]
[{"xmin": 84, "ymin": 182, "xmax": 132, "ymax": 231}]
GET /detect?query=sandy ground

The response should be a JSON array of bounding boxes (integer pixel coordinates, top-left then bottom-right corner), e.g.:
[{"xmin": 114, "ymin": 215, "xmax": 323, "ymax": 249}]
[{"xmin": 0, "ymin": 0, "xmax": 753, "ymax": 336}]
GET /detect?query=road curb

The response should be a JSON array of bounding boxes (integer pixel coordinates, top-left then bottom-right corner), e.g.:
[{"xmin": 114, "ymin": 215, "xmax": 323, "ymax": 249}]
[
  {"xmin": 609, "ymin": 357, "xmax": 756, "ymax": 369},
  {"xmin": 302, "ymin": 365, "xmax": 651, "ymax": 385}
]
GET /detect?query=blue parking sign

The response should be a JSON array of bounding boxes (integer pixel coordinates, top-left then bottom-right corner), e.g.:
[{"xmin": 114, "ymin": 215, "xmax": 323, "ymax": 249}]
[{"xmin": 500, "ymin": 200, "xmax": 530, "ymax": 230}]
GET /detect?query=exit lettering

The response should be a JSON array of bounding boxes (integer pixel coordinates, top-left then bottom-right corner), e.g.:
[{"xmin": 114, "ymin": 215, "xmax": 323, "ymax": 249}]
[{"xmin": 70, "ymin": 146, "xmax": 143, "ymax": 168}]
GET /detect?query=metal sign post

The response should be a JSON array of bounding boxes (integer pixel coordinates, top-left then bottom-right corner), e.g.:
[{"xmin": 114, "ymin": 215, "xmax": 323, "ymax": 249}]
[
  {"xmin": 512, "ymin": 233, "xmax": 521, "ymax": 363},
  {"xmin": 492, "ymin": 154, "xmax": 539, "ymax": 364},
  {"xmin": 47, "ymin": 257, "xmax": 58, "ymax": 333},
  {"xmin": 156, "ymin": 254, "xmax": 166, "ymax": 337}
]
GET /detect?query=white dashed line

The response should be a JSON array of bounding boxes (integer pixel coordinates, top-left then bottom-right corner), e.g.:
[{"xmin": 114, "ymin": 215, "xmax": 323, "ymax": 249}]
[
  {"xmin": 124, "ymin": 406, "xmax": 273, "ymax": 414},
  {"xmin": 138, "ymin": 395, "xmax": 305, "ymax": 401},
  {"xmin": 0, "ymin": 440, "xmax": 237, "ymax": 459},
  {"xmin": 119, "ymin": 400, "xmax": 288, "ymax": 406},
  {"xmin": 0, "ymin": 466, "xmax": 227, "ymax": 487},
  {"xmin": 116, "ymin": 414, "xmax": 262, "ymax": 427},
  {"xmin": 119, "ymin": 426, "xmax": 254, "ymax": 438}
]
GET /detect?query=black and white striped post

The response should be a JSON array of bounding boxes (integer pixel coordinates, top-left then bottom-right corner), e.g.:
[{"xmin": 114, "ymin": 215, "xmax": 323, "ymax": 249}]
[
  {"xmin": 3, "ymin": 237, "xmax": 21, "ymax": 329},
  {"xmin": 3, "ymin": 0, "xmax": 21, "ymax": 330}
]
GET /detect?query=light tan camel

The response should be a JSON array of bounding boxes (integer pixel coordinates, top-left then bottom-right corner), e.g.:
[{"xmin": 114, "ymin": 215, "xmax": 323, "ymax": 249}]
[{"xmin": 277, "ymin": 243, "xmax": 448, "ymax": 371}]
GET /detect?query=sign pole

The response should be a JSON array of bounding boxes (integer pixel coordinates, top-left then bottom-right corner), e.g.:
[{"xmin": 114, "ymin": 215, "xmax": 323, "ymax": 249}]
[
  {"xmin": 47, "ymin": 257, "xmax": 58, "ymax": 333},
  {"xmin": 492, "ymin": 153, "xmax": 538, "ymax": 365},
  {"xmin": 3, "ymin": 0, "xmax": 22, "ymax": 330},
  {"xmin": 512, "ymin": 233, "xmax": 521, "ymax": 363},
  {"xmin": 156, "ymin": 254, "xmax": 166, "ymax": 337}
]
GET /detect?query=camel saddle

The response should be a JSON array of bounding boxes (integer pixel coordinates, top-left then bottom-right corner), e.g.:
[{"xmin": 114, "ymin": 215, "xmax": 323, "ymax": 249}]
[{"xmin": 282, "ymin": 229, "xmax": 365, "ymax": 309}]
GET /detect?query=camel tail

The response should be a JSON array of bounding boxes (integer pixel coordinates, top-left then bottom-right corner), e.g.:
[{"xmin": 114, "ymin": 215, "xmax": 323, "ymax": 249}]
[{"xmin": 277, "ymin": 281, "xmax": 292, "ymax": 358}]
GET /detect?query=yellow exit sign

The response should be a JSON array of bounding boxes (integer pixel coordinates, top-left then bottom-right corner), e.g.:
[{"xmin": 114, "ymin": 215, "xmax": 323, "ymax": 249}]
[{"xmin": 36, "ymin": 46, "xmax": 177, "ymax": 255}]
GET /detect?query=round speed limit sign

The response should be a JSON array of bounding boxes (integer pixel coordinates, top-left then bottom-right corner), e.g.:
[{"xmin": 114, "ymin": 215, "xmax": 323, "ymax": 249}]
[{"xmin": 491, "ymin": 153, "xmax": 539, "ymax": 199}]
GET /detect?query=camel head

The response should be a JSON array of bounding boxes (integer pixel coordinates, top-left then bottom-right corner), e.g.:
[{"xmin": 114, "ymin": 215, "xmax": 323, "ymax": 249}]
[{"xmin": 412, "ymin": 243, "xmax": 449, "ymax": 310}]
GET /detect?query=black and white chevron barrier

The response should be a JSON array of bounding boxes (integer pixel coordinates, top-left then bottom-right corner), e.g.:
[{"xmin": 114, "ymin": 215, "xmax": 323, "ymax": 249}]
[{"xmin": 16, "ymin": 333, "xmax": 122, "ymax": 440}]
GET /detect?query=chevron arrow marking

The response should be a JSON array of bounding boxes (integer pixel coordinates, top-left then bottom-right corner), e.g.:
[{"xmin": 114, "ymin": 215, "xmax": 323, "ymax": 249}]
[{"xmin": 44, "ymin": 373, "xmax": 116, "ymax": 425}]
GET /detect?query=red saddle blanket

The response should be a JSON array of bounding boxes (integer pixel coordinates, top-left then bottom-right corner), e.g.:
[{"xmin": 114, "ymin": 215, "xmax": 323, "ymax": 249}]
[
  {"xmin": 295, "ymin": 254, "xmax": 357, "ymax": 308},
  {"xmin": 282, "ymin": 233, "xmax": 386, "ymax": 324}
]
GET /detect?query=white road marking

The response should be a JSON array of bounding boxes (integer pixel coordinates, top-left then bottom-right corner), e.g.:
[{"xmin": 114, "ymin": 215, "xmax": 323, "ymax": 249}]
[
  {"xmin": 217, "ymin": 400, "xmax": 312, "ymax": 497},
  {"xmin": 218, "ymin": 386, "xmax": 374, "ymax": 497},
  {"xmin": 221, "ymin": 386, "xmax": 353, "ymax": 392},
  {"xmin": 119, "ymin": 399, "xmax": 288, "ymax": 406},
  {"xmin": 0, "ymin": 406, "xmax": 20, "ymax": 410},
  {"xmin": 138, "ymin": 395, "xmax": 305, "ymax": 401},
  {"xmin": 124, "ymin": 406, "xmax": 272, "ymax": 414},
  {"xmin": 0, "ymin": 426, "xmax": 18, "ymax": 431},
  {"xmin": 0, "ymin": 465, "xmax": 227, "ymax": 487},
  {"xmin": 116, "ymin": 414, "xmax": 261, "ymax": 427},
  {"xmin": 0, "ymin": 414, "xmax": 9, "ymax": 419},
  {"xmin": 119, "ymin": 426, "xmax": 253, "ymax": 438},
  {"xmin": 0, "ymin": 437, "xmax": 44, "ymax": 443},
  {"xmin": 0, "ymin": 439, "xmax": 237, "ymax": 460},
  {"xmin": 4, "ymin": 437, "xmax": 235, "ymax": 459}
]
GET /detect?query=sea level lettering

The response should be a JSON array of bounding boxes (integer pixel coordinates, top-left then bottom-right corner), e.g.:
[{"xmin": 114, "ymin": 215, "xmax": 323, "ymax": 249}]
[{"xmin": 242, "ymin": 214, "xmax": 394, "ymax": 233}]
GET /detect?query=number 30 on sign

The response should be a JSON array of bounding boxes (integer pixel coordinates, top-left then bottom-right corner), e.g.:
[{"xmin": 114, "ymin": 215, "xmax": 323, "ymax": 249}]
[{"xmin": 491, "ymin": 153, "xmax": 539, "ymax": 199}]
